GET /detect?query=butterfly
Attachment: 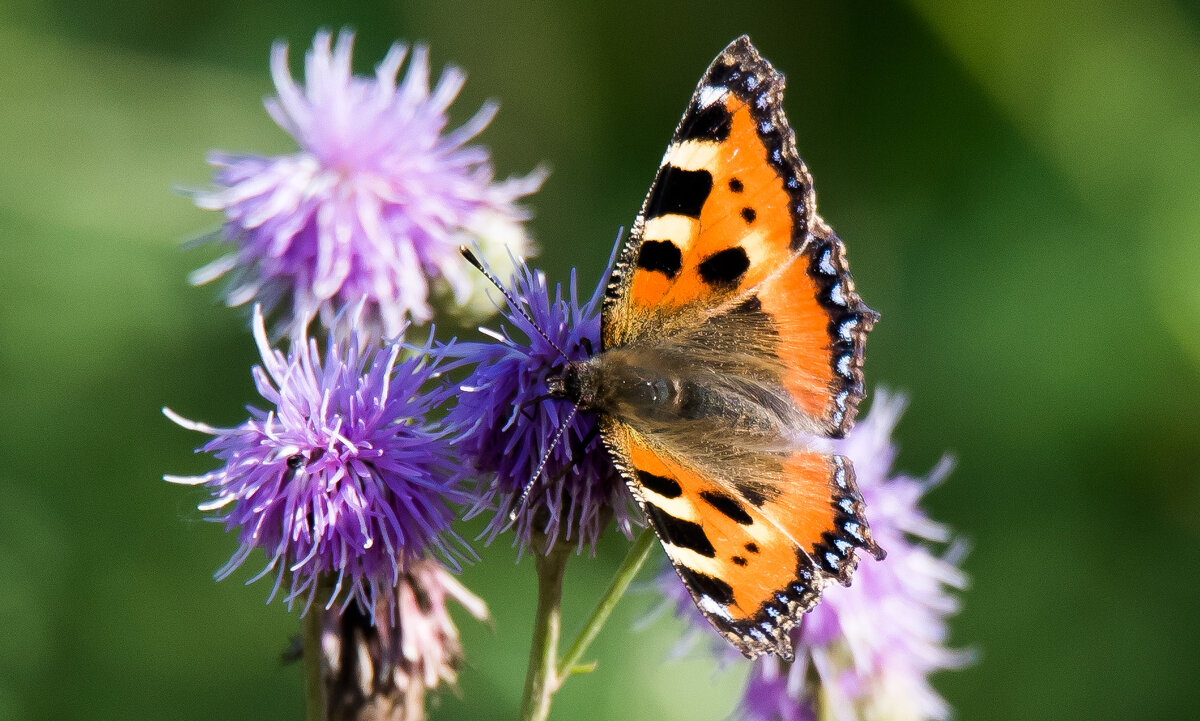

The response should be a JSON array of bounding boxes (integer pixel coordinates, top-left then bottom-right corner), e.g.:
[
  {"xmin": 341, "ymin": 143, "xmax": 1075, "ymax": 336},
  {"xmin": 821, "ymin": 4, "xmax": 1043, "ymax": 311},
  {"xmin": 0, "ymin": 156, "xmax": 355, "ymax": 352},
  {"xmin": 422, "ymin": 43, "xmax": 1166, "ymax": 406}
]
[{"xmin": 546, "ymin": 36, "xmax": 884, "ymax": 660}]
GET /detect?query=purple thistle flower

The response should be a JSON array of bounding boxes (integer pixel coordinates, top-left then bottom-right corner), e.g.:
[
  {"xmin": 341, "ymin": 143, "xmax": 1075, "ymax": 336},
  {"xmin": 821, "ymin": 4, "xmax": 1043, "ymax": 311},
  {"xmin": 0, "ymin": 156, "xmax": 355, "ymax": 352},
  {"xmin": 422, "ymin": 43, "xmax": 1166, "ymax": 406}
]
[
  {"xmin": 164, "ymin": 307, "xmax": 467, "ymax": 614},
  {"xmin": 741, "ymin": 667, "xmax": 815, "ymax": 721},
  {"xmin": 444, "ymin": 256, "xmax": 635, "ymax": 553},
  {"xmin": 658, "ymin": 391, "xmax": 970, "ymax": 721},
  {"xmin": 324, "ymin": 558, "xmax": 489, "ymax": 720},
  {"xmin": 191, "ymin": 29, "xmax": 546, "ymax": 339}
]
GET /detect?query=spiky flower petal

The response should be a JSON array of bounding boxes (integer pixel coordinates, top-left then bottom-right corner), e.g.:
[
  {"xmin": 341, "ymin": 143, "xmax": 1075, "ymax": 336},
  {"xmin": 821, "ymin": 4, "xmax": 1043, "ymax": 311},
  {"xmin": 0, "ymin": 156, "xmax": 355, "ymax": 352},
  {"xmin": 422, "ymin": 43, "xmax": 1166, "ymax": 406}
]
[
  {"xmin": 444, "ymin": 256, "xmax": 634, "ymax": 553},
  {"xmin": 192, "ymin": 29, "xmax": 545, "ymax": 338},
  {"xmin": 165, "ymin": 307, "xmax": 466, "ymax": 613}
]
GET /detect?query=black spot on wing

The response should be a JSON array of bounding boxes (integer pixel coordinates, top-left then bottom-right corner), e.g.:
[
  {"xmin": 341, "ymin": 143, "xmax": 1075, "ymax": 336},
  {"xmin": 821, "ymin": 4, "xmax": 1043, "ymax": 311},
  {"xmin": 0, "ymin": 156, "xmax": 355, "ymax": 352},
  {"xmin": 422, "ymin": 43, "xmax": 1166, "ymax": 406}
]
[
  {"xmin": 744, "ymin": 542, "xmax": 759, "ymax": 554},
  {"xmin": 700, "ymin": 490, "xmax": 753, "ymax": 525},
  {"xmin": 637, "ymin": 470, "xmax": 682, "ymax": 499},
  {"xmin": 740, "ymin": 207, "xmax": 756, "ymax": 224},
  {"xmin": 636, "ymin": 240, "xmax": 682, "ymax": 278},
  {"xmin": 678, "ymin": 101, "xmax": 732, "ymax": 142},
  {"xmin": 734, "ymin": 295, "xmax": 762, "ymax": 314},
  {"xmin": 732, "ymin": 556, "xmax": 748, "ymax": 566},
  {"xmin": 698, "ymin": 246, "xmax": 750, "ymax": 287},
  {"xmin": 645, "ymin": 502, "xmax": 716, "ymax": 558},
  {"xmin": 645, "ymin": 165, "xmax": 713, "ymax": 220},
  {"xmin": 733, "ymin": 479, "xmax": 779, "ymax": 507},
  {"xmin": 728, "ymin": 177, "xmax": 744, "ymax": 193},
  {"xmin": 678, "ymin": 565, "xmax": 735, "ymax": 606}
]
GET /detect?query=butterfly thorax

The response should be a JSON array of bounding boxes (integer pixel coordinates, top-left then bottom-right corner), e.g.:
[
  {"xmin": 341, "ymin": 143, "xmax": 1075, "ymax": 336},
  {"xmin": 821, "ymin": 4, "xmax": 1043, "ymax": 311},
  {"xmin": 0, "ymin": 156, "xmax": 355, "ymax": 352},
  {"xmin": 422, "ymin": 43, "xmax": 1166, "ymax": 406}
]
[{"xmin": 551, "ymin": 346, "xmax": 798, "ymax": 440}]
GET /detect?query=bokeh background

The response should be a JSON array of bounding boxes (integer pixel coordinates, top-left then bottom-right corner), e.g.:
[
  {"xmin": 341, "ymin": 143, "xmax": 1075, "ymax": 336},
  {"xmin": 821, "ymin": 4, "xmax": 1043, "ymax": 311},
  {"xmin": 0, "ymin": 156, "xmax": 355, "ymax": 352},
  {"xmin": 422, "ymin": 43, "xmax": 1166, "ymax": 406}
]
[{"xmin": 3, "ymin": 1, "xmax": 1199, "ymax": 719}]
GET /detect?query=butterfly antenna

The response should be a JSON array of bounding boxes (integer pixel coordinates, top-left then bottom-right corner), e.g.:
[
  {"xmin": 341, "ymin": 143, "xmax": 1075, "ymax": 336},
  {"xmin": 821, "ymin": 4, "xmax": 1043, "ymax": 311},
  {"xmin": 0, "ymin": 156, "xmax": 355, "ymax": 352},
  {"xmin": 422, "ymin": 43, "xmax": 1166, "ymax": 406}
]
[
  {"xmin": 460, "ymin": 247, "xmax": 570, "ymax": 360},
  {"xmin": 508, "ymin": 404, "xmax": 579, "ymax": 522}
]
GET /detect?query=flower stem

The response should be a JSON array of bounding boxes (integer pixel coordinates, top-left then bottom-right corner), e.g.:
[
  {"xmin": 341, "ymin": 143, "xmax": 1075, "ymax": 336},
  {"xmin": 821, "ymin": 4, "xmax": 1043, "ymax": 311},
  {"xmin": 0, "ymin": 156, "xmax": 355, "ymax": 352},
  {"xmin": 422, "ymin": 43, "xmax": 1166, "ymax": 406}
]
[
  {"xmin": 518, "ymin": 537, "xmax": 573, "ymax": 721},
  {"xmin": 304, "ymin": 604, "xmax": 326, "ymax": 721},
  {"xmin": 304, "ymin": 576, "xmax": 335, "ymax": 721},
  {"xmin": 517, "ymin": 529, "xmax": 657, "ymax": 721},
  {"xmin": 557, "ymin": 528, "xmax": 656, "ymax": 680}
]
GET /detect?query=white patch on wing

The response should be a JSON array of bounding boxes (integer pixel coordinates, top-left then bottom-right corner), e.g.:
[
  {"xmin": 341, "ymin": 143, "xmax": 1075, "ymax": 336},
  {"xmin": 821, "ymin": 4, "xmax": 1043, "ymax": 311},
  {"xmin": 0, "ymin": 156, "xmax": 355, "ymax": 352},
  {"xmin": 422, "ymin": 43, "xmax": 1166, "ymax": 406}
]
[
  {"xmin": 664, "ymin": 139, "xmax": 722, "ymax": 172},
  {"xmin": 638, "ymin": 487, "xmax": 700, "ymax": 521},
  {"xmin": 735, "ymin": 228, "xmax": 768, "ymax": 268},
  {"xmin": 642, "ymin": 215, "xmax": 698, "ymax": 252},
  {"xmin": 698, "ymin": 84, "xmax": 727, "ymax": 109},
  {"xmin": 699, "ymin": 594, "xmax": 734, "ymax": 621},
  {"xmin": 665, "ymin": 545, "xmax": 724, "ymax": 577}
]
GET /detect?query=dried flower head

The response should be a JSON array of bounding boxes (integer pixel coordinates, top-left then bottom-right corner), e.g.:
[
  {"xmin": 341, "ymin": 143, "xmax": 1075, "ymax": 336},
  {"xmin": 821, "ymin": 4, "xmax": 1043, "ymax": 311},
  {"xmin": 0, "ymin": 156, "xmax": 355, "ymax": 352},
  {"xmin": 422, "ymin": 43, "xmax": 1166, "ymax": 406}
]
[
  {"xmin": 192, "ymin": 29, "xmax": 545, "ymax": 339},
  {"xmin": 324, "ymin": 559, "xmax": 489, "ymax": 721},
  {"xmin": 444, "ymin": 256, "xmax": 634, "ymax": 553},
  {"xmin": 165, "ymin": 307, "xmax": 466, "ymax": 613},
  {"xmin": 659, "ymin": 391, "xmax": 970, "ymax": 721}
]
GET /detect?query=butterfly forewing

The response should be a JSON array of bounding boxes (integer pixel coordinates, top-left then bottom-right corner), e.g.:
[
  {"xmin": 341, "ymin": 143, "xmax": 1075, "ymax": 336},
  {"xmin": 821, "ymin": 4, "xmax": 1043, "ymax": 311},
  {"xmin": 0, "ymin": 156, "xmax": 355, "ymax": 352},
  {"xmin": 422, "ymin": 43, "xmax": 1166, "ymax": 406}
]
[{"xmin": 605, "ymin": 38, "xmax": 814, "ymax": 342}]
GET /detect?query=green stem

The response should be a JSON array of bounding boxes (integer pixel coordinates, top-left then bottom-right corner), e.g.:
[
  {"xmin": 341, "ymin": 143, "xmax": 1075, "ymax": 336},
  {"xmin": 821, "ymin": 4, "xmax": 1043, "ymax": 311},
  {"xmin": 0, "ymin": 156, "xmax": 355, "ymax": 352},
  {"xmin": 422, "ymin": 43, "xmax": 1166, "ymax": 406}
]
[
  {"xmin": 518, "ymin": 538, "xmax": 573, "ymax": 721},
  {"xmin": 556, "ymin": 528, "xmax": 656, "ymax": 680},
  {"xmin": 303, "ymin": 598, "xmax": 326, "ymax": 721},
  {"xmin": 304, "ymin": 574, "xmax": 339, "ymax": 721}
]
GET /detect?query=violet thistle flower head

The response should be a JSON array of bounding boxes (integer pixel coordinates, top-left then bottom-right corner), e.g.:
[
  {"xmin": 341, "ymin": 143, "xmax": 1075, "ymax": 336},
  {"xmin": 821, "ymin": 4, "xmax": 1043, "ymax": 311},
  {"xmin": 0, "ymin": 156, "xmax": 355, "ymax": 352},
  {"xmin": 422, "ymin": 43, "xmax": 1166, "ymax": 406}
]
[
  {"xmin": 324, "ymin": 558, "xmax": 489, "ymax": 721},
  {"xmin": 658, "ymin": 390, "xmax": 970, "ymax": 721},
  {"xmin": 191, "ymin": 29, "xmax": 546, "ymax": 339},
  {"xmin": 164, "ymin": 307, "xmax": 467, "ymax": 614},
  {"xmin": 444, "ymin": 254, "xmax": 634, "ymax": 553}
]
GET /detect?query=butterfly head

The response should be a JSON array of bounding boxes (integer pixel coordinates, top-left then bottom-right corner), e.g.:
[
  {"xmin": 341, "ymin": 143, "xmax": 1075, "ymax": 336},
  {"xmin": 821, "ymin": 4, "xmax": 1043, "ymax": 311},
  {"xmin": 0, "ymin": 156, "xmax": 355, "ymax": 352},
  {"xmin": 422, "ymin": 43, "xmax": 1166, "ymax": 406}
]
[{"xmin": 546, "ymin": 360, "xmax": 596, "ymax": 408}]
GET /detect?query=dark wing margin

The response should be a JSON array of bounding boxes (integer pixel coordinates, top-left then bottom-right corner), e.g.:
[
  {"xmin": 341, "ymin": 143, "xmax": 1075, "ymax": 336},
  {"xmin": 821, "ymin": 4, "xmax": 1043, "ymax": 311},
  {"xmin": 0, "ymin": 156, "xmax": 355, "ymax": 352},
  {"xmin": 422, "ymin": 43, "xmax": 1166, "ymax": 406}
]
[{"xmin": 803, "ymin": 224, "xmax": 878, "ymax": 435}]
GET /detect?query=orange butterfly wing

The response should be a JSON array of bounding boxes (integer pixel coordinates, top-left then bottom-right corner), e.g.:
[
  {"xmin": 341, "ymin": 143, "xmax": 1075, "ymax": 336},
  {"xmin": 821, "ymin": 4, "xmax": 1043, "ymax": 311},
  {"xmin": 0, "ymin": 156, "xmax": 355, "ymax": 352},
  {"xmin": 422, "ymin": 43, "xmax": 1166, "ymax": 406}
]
[
  {"xmin": 599, "ymin": 37, "xmax": 881, "ymax": 658},
  {"xmin": 602, "ymin": 419, "xmax": 878, "ymax": 658}
]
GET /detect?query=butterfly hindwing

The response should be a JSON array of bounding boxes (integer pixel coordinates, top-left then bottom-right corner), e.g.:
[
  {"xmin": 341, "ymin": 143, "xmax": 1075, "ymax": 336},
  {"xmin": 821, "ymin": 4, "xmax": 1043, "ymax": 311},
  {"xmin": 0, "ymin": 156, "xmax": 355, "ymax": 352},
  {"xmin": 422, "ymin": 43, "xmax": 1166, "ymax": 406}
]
[{"xmin": 603, "ymin": 420, "xmax": 882, "ymax": 659}]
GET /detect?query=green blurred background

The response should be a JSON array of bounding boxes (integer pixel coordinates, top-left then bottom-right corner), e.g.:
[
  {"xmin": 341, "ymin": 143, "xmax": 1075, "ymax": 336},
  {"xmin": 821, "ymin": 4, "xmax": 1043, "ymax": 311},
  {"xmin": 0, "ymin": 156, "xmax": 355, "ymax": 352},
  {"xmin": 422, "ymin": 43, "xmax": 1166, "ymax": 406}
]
[{"xmin": 3, "ymin": 0, "xmax": 1199, "ymax": 719}]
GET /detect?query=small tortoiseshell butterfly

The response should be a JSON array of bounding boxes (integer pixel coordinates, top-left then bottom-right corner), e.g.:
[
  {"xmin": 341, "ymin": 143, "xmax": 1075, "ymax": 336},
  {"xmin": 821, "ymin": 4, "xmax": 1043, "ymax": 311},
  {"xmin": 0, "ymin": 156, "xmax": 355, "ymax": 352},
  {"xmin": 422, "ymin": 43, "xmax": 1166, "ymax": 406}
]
[{"xmin": 550, "ymin": 36, "xmax": 884, "ymax": 659}]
